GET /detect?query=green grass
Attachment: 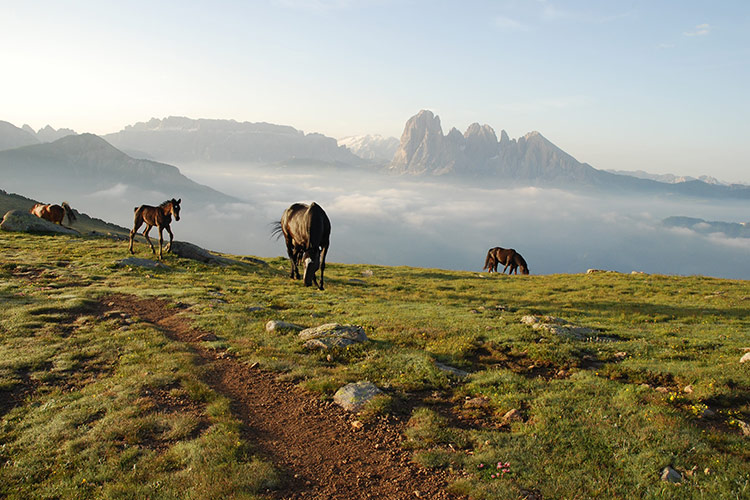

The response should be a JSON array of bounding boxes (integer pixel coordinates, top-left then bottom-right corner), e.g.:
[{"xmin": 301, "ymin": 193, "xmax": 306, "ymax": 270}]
[{"xmin": 1, "ymin": 231, "xmax": 749, "ymax": 499}]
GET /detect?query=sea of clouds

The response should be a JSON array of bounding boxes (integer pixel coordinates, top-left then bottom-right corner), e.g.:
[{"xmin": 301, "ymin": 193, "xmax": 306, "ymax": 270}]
[{"xmin": 12, "ymin": 161, "xmax": 749, "ymax": 279}]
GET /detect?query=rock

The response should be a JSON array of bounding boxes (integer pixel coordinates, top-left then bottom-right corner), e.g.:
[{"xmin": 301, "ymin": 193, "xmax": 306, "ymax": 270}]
[
  {"xmin": 434, "ymin": 362, "xmax": 469, "ymax": 378},
  {"xmin": 304, "ymin": 337, "xmax": 357, "ymax": 350},
  {"xmin": 740, "ymin": 352, "xmax": 750, "ymax": 363},
  {"xmin": 1, "ymin": 210, "xmax": 78, "ymax": 235},
  {"xmin": 501, "ymin": 408, "xmax": 523, "ymax": 425},
  {"xmin": 683, "ymin": 385, "xmax": 694, "ymax": 394},
  {"xmin": 333, "ymin": 381, "xmax": 382, "ymax": 412},
  {"xmin": 661, "ymin": 466, "xmax": 682, "ymax": 483},
  {"xmin": 299, "ymin": 323, "xmax": 368, "ymax": 351},
  {"xmin": 737, "ymin": 420, "xmax": 750, "ymax": 437},
  {"xmin": 198, "ymin": 333, "xmax": 218, "ymax": 342},
  {"xmin": 655, "ymin": 386, "xmax": 670, "ymax": 393},
  {"xmin": 521, "ymin": 315, "xmax": 599, "ymax": 340},
  {"xmin": 614, "ymin": 352, "xmax": 628, "ymax": 360},
  {"xmin": 361, "ymin": 269, "xmax": 374, "ymax": 277},
  {"xmin": 265, "ymin": 320, "xmax": 303, "ymax": 333},
  {"xmin": 116, "ymin": 257, "xmax": 169, "ymax": 269}
]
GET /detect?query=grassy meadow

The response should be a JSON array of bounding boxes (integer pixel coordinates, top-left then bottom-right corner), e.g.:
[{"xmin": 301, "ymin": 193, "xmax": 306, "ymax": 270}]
[{"xmin": 1, "ymin": 231, "xmax": 748, "ymax": 499}]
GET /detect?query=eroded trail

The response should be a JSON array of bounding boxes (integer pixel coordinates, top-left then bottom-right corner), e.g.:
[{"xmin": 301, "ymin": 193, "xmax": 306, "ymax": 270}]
[{"xmin": 107, "ymin": 294, "xmax": 458, "ymax": 500}]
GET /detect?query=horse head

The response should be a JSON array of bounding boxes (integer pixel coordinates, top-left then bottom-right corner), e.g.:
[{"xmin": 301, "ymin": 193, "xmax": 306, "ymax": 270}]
[
  {"xmin": 302, "ymin": 248, "xmax": 320, "ymax": 287},
  {"xmin": 170, "ymin": 198, "xmax": 181, "ymax": 221}
]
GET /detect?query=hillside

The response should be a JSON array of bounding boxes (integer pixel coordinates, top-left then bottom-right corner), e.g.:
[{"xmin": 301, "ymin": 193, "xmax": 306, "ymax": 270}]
[
  {"xmin": 1, "ymin": 229, "xmax": 748, "ymax": 499},
  {"xmin": 0, "ymin": 133, "xmax": 239, "ymax": 206},
  {"xmin": 0, "ymin": 188, "xmax": 131, "ymax": 237}
]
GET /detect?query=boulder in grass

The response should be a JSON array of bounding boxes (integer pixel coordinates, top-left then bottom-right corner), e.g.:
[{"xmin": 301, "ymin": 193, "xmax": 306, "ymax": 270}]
[
  {"xmin": 333, "ymin": 381, "xmax": 382, "ymax": 412},
  {"xmin": 1, "ymin": 210, "xmax": 78, "ymax": 235},
  {"xmin": 299, "ymin": 323, "xmax": 367, "ymax": 350},
  {"xmin": 661, "ymin": 466, "xmax": 682, "ymax": 483}
]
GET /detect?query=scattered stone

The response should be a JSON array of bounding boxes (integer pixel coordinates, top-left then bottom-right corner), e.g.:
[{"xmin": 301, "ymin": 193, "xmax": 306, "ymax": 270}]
[
  {"xmin": 198, "ymin": 333, "xmax": 218, "ymax": 342},
  {"xmin": 463, "ymin": 397, "xmax": 489, "ymax": 409},
  {"xmin": 700, "ymin": 408, "xmax": 716, "ymax": 418},
  {"xmin": 434, "ymin": 362, "xmax": 469, "ymax": 378},
  {"xmin": 614, "ymin": 351, "xmax": 628, "ymax": 360},
  {"xmin": 740, "ymin": 352, "xmax": 750, "ymax": 364},
  {"xmin": 737, "ymin": 420, "xmax": 750, "ymax": 437},
  {"xmin": 631, "ymin": 271, "xmax": 647, "ymax": 275},
  {"xmin": 1, "ymin": 210, "xmax": 79, "ymax": 235},
  {"xmin": 361, "ymin": 270, "xmax": 374, "ymax": 277},
  {"xmin": 683, "ymin": 385, "xmax": 694, "ymax": 394},
  {"xmin": 299, "ymin": 323, "xmax": 368, "ymax": 351},
  {"xmin": 521, "ymin": 315, "xmax": 599, "ymax": 340},
  {"xmin": 661, "ymin": 466, "xmax": 682, "ymax": 484},
  {"xmin": 247, "ymin": 306, "xmax": 265, "ymax": 312},
  {"xmin": 501, "ymin": 408, "xmax": 523, "ymax": 425},
  {"xmin": 655, "ymin": 386, "xmax": 670, "ymax": 393},
  {"xmin": 266, "ymin": 320, "xmax": 304, "ymax": 333},
  {"xmin": 333, "ymin": 381, "xmax": 382, "ymax": 412},
  {"xmin": 351, "ymin": 420, "xmax": 364, "ymax": 430},
  {"xmin": 116, "ymin": 257, "xmax": 169, "ymax": 269}
]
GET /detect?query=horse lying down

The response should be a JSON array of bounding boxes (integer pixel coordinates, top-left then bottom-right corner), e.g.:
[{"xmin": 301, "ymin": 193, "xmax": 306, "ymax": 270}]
[{"xmin": 483, "ymin": 246, "xmax": 529, "ymax": 275}]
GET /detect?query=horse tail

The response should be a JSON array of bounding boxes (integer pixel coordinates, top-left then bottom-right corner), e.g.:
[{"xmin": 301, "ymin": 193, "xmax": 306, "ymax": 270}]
[
  {"xmin": 270, "ymin": 220, "xmax": 284, "ymax": 240},
  {"xmin": 61, "ymin": 202, "xmax": 77, "ymax": 224},
  {"xmin": 483, "ymin": 249, "xmax": 493, "ymax": 271}
]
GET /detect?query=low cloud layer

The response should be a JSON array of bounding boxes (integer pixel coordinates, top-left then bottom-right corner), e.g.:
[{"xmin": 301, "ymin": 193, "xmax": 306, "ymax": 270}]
[{"xmin": 8, "ymin": 162, "xmax": 749, "ymax": 279}]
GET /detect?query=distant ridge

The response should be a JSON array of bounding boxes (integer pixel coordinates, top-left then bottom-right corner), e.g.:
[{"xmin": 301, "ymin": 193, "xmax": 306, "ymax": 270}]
[
  {"xmin": 0, "ymin": 121, "xmax": 39, "ymax": 151},
  {"xmin": 389, "ymin": 110, "xmax": 750, "ymax": 199},
  {"xmin": 104, "ymin": 116, "xmax": 365, "ymax": 166},
  {"xmin": 0, "ymin": 133, "xmax": 238, "ymax": 205}
]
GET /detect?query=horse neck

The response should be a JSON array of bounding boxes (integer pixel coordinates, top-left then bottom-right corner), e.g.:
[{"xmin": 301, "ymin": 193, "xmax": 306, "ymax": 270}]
[{"xmin": 160, "ymin": 203, "xmax": 173, "ymax": 218}]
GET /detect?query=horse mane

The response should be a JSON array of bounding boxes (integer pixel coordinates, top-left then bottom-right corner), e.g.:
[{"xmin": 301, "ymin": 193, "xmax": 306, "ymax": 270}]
[{"xmin": 159, "ymin": 200, "xmax": 173, "ymax": 208}]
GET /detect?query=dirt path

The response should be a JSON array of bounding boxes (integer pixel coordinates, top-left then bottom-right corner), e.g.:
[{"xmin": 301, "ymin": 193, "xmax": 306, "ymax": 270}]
[{"xmin": 106, "ymin": 294, "xmax": 460, "ymax": 500}]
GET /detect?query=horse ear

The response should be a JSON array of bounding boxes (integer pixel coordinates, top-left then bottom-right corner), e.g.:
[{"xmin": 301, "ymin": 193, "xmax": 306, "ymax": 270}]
[{"xmin": 177, "ymin": 198, "xmax": 181, "ymax": 204}]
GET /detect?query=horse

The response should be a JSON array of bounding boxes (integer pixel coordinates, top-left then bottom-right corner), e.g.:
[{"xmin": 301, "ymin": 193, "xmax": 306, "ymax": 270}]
[
  {"xmin": 483, "ymin": 246, "xmax": 529, "ymax": 275},
  {"xmin": 30, "ymin": 202, "xmax": 77, "ymax": 226},
  {"xmin": 128, "ymin": 198, "xmax": 181, "ymax": 260},
  {"xmin": 273, "ymin": 202, "xmax": 330, "ymax": 290}
]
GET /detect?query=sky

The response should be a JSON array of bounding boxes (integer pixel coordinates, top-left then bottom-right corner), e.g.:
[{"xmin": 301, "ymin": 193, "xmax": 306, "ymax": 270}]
[{"xmin": 1, "ymin": 0, "xmax": 749, "ymax": 182}]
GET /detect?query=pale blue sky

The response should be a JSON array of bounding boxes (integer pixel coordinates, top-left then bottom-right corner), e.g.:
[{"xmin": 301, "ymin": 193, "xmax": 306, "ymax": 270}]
[{"xmin": 1, "ymin": 1, "xmax": 749, "ymax": 181}]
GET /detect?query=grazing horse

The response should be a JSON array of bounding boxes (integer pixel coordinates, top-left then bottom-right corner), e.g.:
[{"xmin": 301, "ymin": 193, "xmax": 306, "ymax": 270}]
[
  {"xmin": 483, "ymin": 246, "xmax": 530, "ymax": 275},
  {"xmin": 273, "ymin": 202, "xmax": 331, "ymax": 290},
  {"xmin": 128, "ymin": 198, "xmax": 181, "ymax": 259},
  {"xmin": 30, "ymin": 202, "xmax": 77, "ymax": 226}
]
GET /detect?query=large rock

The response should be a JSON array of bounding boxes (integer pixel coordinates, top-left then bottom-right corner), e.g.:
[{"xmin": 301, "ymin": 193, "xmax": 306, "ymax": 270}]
[
  {"xmin": 333, "ymin": 381, "xmax": 382, "ymax": 412},
  {"xmin": 299, "ymin": 323, "xmax": 368, "ymax": 350},
  {"xmin": 170, "ymin": 240, "xmax": 264, "ymax": 267},
  {"xmin": 1, "ymin": 210, "xmax": 78, "ymax": 235}
]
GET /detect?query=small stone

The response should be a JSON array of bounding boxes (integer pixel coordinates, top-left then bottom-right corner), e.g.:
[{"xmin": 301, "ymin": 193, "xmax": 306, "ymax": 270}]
[
  {"xmin": 361, "ymin": 270, "xmax": 374, "ymax": 277},
  {"xmin": 740, "ymin": 352, "xmax": 750, "ymax": 363},
  {"xmin": 738, "ymin": 420, "xmax": 750, "ymax": 437},
  {"xmin": 661, "ymin": 466, "xmax": 682, "ymax": 483},
  {"xmin": 655, "ymin": 386, "xmax": 669, "ymax": 393},
  {"xmin": 614, "ymin": 352, "xmax": 627, "ymax": 360},
  {"xmin": 198, "ymin": 333, "xmax": 218, "ymax": 342},
  {"xmin": 351, "ymin": 420, "xmax": 364, "ymax": 430},
  {"xmin": 501, "ymin": 408, "xmax": 523, "ymax": 425},
  {"xmin": 683, "ymin": 385, "xmax": 694, "ymax": 394},
  {"xmin": 333, "ymin": 381, "xmax": 382, "ymax": 412},
  {"xmin": 265, "ymin": 320, "xmax": 303, "ymax": 333}
]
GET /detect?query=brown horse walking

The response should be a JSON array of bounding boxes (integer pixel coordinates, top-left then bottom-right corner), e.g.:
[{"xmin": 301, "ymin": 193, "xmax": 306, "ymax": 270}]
[
  {"xmin": 128, "ymin": 198, "xmax": 181, "ymax": 259},
  {"xmin": 273, "ymin": 202, "xmax": 331, "ymax": 290},
  {"xmin": 483, "ymin": 246, "xmax": 529, "ymax": 275},
  {"xmin": 30, "ymin": 202, "xmax": 77, "ymax": 226}
]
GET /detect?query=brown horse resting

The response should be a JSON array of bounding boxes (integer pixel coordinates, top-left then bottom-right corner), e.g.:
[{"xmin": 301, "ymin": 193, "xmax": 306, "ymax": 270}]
[
  {"xmin": 30, "ymin": 202, "xmax": 77, "ymax": 226},
  {"xmin": 483, "ymin": 246, "xmax": 529, "ymax": 275},
  {"xmin": 128, "ymin": 198, "xmax": 181, "ymax": 259},
  {"xmin": 273, "ymin": 202, "xmax": 331, "ymax": 290}
]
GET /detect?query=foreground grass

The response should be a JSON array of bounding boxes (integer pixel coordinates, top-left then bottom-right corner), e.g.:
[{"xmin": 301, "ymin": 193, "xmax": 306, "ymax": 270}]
[{"xmin": 1, "ymin": 231, "xmax": 748, "ymax": 499}]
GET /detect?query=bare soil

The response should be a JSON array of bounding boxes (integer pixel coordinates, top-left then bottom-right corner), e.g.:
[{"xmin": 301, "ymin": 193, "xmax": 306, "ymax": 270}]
[{"xmin": 106, "ymin": 294, "xmax": 461, "ymax": 500}]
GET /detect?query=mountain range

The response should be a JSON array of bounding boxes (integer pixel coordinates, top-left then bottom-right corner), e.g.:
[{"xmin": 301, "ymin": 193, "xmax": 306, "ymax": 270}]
[
  {"xmin": 103, "ymin": 117, "xmax": 364, "ymax": 166},
  {"xmin": 388, "ymin": 110, "xmax": 750, "ymax": 198}
]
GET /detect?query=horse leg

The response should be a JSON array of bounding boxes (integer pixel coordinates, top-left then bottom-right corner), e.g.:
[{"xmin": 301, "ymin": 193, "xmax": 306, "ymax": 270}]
[
  {"xmin": 165, "ymin": 225, "xmax": 174, "ymax": 253},
  {"xmin": 285, "ymin": 237, "xmax": 299, "ymax": 279},
  {"xmin": 157, "ymin": 226, "xmax": 165, "ymax": 260},
  {"xmin": 142, "ymin": 225, "xmax": 155, "ymax": 254},
  {"xmin": 317, "ymin": 245, "xmax": 328, "ymax": 290},
  {"xmin": 129, "ymin": 220, "xmax": 144, "ymax": 254}
]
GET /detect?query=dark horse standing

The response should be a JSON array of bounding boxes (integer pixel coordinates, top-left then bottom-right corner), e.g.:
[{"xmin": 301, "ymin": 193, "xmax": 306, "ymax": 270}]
[
  {"xmin": 483, "ymin": 246, "xmax": 529, "ymax": 275},
  {"xmin": 30, "ymin": 202, "xmax": 77, "ymax": 226},
  {"xmin": 273, "ymin": 202, "xmax": 331, "ymax": 290},
  {"xmin": 128, "ymin": 198, "xmax": 181, "ymax": 260}
]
